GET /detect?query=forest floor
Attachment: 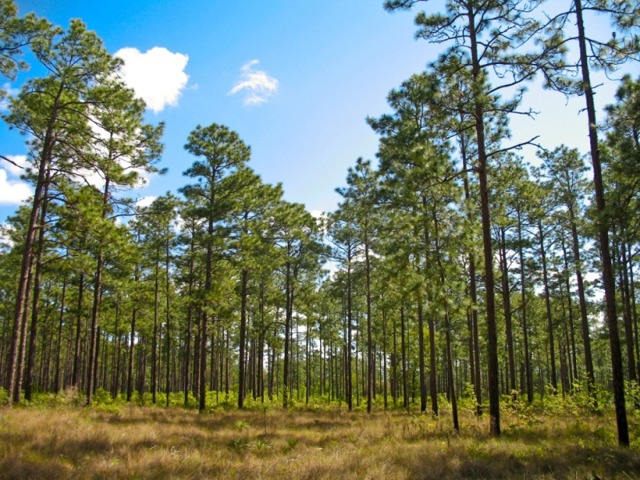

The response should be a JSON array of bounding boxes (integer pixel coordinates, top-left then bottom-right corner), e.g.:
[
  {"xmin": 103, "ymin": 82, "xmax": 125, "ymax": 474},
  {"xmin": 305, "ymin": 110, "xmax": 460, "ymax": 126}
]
[{"xmin": 1, "ymin": 397, "xmax": 640, "ymax": 479}]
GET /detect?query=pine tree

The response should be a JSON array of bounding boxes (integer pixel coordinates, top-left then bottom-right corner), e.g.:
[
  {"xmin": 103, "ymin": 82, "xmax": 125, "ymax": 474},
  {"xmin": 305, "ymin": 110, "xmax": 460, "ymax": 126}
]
[{"xmin": 180, "ymin": 123, "xmax": 250, "ymax": 413}]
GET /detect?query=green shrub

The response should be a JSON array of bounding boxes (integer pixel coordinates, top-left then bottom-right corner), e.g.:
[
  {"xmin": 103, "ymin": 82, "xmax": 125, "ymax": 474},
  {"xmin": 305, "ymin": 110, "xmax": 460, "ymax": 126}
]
[{"xmin": 93, "ymin": 388, "xmax": 113, "ymax": 405}]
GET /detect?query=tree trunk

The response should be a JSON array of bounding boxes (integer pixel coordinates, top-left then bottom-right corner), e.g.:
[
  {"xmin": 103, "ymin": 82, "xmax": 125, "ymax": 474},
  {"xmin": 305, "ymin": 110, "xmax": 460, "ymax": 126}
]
[
  {"xmin": 126, "ymin": 266, "xmax": 139, "ymax": 402},
  {"xmin": 619, "ymin": 237, "xmax": 637, "ymax": 382},
  {"xmin": 460, "ymin": 116, "xmax": 483, "ymax": 415},
  {"xmin": 54, "ymin": 278, "xmax": 67, "ymax": 394},
  {"xmin": 400, "ymin": 305, "xmax": 409, "ymax": 410},
  {"xmin": 25, "ymin": 173, "xmax": 51, "ymax": 401},
  {"xmin": 538, "ymin": 221, "xmax": 557, "ymax": 392},
  {"xmin": 165, "ymin": 234, "xmax": 172, "ymax": 407},
  {"xmin": 517, "ymin": 209, "xmax": 533, "ymax": 403},
  {"xmin": 560, "ymin": 236, "xmax": 579, "ymax": 384},
  {"xmin": 364, "ymin": 229, "xmax": 373, "ymax": 414},
  {"xmin": 575, "ymin": 0, "xmax": 628, "ymax": 446},
  {"xmin": 86, "ymin": 178, "xmax": 110, "ymax": 406},
  {"xmin": 283, "ymin": 257, "xmax": 293, "ymax": 409},
  {"xmin": 468, "ymin": 6, "xmax": 500, "ymax": 436},
  {"xmin": 7, "ymin": 102, "xmax": 60, "ymax": 406},
  {"xmin": 183, "ymin": 235, "xmax": 195, "ymax": 406},
  {"xmin": 346, "ymin": 254, "xmax": 353, "ymax": 410},
  {"xmin": 382, "ymin": 307, "xmax": 388, "ymax": 410},
  {"xmin": 417, "ymin": 293, "xmax": 427, "ymax": 413},
  {"xmin": 445, "ymin": 309, "xmax": 459, "ymax": 432},
  {"xmin": 238, "ymin": 269, "xmax": 249, "ymax": 408},
  {"xmin": 499, "ymin": 228, "xmax": 517, "ymax": 397},
  {"xmin": 152, "ymin": 258, "xmax": 159, "ymax": 404}
]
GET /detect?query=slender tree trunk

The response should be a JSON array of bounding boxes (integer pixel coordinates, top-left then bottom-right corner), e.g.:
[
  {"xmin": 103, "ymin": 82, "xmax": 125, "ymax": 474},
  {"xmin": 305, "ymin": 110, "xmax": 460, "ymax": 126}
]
[
  {"xmin": 165, "ymin": 234, "xmax": 172, "ymax": 407},
  {"xmin": 538, "ymin": 221, "xmax": 557, "ymax": 392},
  {"xmin": 382, "ymin": 307, "xmax": 388, "ymax": 410},
  {"xmin": 417, "ymin": 292, "xmax": 427, "ymax": 413},
  {"xmin": 517, "ymin": 210, "xmax": 533, "ymax": 403},
  {"xmin": 198, "ymin": 312, "xmax": 206, "ymax": 413},
  {"xmin": 445, "ymin": 309, "xmax": 459, "ymax": 432},
  {"xmin": 392, "ymin": 312, "xmax": 398, "ymax": 406},
  {"xmin": 568, "ymin": 208, "xmax": 594, "ymax": 386},
  {"xmin": 346, "ymin": 255, "xmax": 353, "ymax": 411},
  {"xmin": 199, "ymin": 216, "xmax": 214, "ymax": 413},
  {"xmin": 126, "ymin": 265, "xmax": 139, "ymax": 403},
  {"xmin": 137, "ymin": 337, "xmax": 146, "ymax": 400},
  {"xmin": 560, "ymin": 236, "xmax": 579, "ymax": 385},
  {"xmin": 54, "ymin": 278, "xmax": 67, "ymax": 394},
  {"xmin": 619, "ymin": 237, "xmax": 636, "ymax": 381},
  {"xmin": 224, "ymin": 328, "xmax": 230, "ymax": 395},
  {"xmin": 7, "ymin": 102, "xmax": 61, "ymax": 406},
  {"xmin": 427, "ymin": 308, "xmax": 438, "ymax": 416},
  {"xmin": 283, "ymin": 257, "xmax": 293, "ymax": 409},
  {"xmin": 468, "ymin": 7, "xmax": 500, "ymax": 435},
  {"xmin": 93, "ymin": 326, "xmax": 101, "ymax": 395},
  {"xmin": 306, "ymin": 310, "xmax": 311, "ymax": 405},
  {"xmin": 152, "ymin": 259, "xmax": 159, "ymax": 404},
  {"xmin": 627, "ymin": 243, "xmax": 640, "ymax": 376},
  {"xmin": 86, "ymin": 178, "xmax": 110, "ymax": 406},
  {"xmin": 364, "ymin": 229, "xmax": 373, "ymax": 414},
  {"xmin": 499, "ymin": 229, "xmax": 517, "ymax": 397},
  {"xmin": 460, "ymin": 119, "xmax": 483, "ymax": 415},
  {"xmin": 238, "ymin": 269, "xmax": 249, "ymax": 408},
  {"xmin": 12, "ymin": 227, "xmax": 35, "ymax": 404},
  {"xmin": 575, "ymin": 0, "xmax": 628, "ymax": 446},
  {"xmin": 183, "ymin": 234, "xmax": 195, "ymax": 406},
  {"xmin": 400, "ymin": 305, "xmax": 409, "ymax": 410},
  {"xmin": 259, "ymin": 279, "xmax": 266, "ymax": 402},
  {"xmin": 72, "ymin": 273, "xmax": 85, "ymax": 388},
  {"xmin": 25, "ymin": 174, "xmax": 51, "ymax": 401},
  {"xmin": 433, "ymin": 212, "xmax": 457, "ymax": 429},
  {"xmin": 113, "ymin": 305, "xmax": 121, "ymax": 399}
]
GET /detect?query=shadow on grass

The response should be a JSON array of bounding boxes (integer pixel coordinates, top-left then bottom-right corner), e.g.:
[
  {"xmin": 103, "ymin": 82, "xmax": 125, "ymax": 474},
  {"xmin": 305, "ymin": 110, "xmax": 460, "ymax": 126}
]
[
  {"xmin": 398, "ymin": 440, "xmax": 640, "ymax": 479},
  {"xmin": 1, "ymin": 455, "xmax": 72, "ymax": 480}
]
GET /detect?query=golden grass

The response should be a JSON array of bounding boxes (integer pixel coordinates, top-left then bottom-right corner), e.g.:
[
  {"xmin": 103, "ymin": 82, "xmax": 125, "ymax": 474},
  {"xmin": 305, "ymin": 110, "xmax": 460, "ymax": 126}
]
[{"xmin": 0, "ymin": 404, "xmax": 639, "ymax": 479}]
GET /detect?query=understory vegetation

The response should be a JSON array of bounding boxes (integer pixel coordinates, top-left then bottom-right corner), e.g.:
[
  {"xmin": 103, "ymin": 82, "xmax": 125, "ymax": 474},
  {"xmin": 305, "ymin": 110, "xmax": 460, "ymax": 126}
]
[{"xmin": 2, "ymin": 395, "xmax": 640, "ymax": 480}]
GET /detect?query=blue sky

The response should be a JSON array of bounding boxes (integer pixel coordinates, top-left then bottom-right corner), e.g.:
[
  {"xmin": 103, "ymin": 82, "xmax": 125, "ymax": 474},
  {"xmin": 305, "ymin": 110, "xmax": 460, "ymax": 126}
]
[{"xmin": 1, "ymin": 0, "xmax": 638, "ymax": 224}]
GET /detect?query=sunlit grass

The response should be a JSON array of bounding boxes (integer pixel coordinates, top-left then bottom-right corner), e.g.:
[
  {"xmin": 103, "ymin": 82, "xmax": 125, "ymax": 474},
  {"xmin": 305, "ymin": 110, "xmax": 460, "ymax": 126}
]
[{"xmin": 1, "ymin": 398, "xmax": 639, "ymax": 479}]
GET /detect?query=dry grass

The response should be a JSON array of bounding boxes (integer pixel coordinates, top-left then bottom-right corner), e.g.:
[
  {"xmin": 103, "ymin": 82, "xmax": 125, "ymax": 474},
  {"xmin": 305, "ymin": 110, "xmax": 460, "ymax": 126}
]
[{"xmin": 1, "ymin": 403, "xmax": 639, "ymax": 479}]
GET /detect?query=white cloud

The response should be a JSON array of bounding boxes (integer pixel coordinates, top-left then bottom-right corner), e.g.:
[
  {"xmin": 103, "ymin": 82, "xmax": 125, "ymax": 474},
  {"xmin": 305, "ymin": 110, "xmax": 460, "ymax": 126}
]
[
  {"xmin": 70, "ymin": 164, "xmax": 149, "ymax": 191},
  {"xmin": 310, "ymin": 209, "xmax": 326, "ymax": 219},
  {"xmin": 115, "ymin": 47, "xmax": 189, "ymax": 113},
  {"xmin": 172, "ymin": 212, "xmax": 184, "ymax": 233},
  {"xmin": 0, "ymin": 223, "xmax": 15, "ymax": 249},
  {"xmin": 0, "ymin": 169, "xmax": 32, "ymax": 205},
  {"xmin": 2, "ymin": 154, "xmax": 28, "ymax": 176},
  {"xmin": 135, "ymin": 195, "xmax": 156, "ymax": 208},
  {"xmin": 72, "ymin": 166, "xmax": 106, "ymax": 190},
  {"xmin": 229, "ymin": 60, "xmax": 279, "ymax": 106}
]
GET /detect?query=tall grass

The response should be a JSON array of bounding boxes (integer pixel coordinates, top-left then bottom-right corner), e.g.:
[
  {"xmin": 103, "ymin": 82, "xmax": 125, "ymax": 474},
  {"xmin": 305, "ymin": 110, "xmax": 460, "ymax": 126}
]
[{"xmin": 0, "ymin": 397, "xmax": 639, "ymax": 479}]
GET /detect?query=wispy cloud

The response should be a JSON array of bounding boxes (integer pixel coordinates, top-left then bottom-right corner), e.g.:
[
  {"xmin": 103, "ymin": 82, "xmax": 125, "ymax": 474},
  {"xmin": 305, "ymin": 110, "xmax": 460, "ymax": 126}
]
[
  {"xmin": 229, "ymin": 60, "xmax": 279, "ymax": 106},
  {"xmin": 115, "ymin": 47, "xmax": 189, "ymax": 113}
]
